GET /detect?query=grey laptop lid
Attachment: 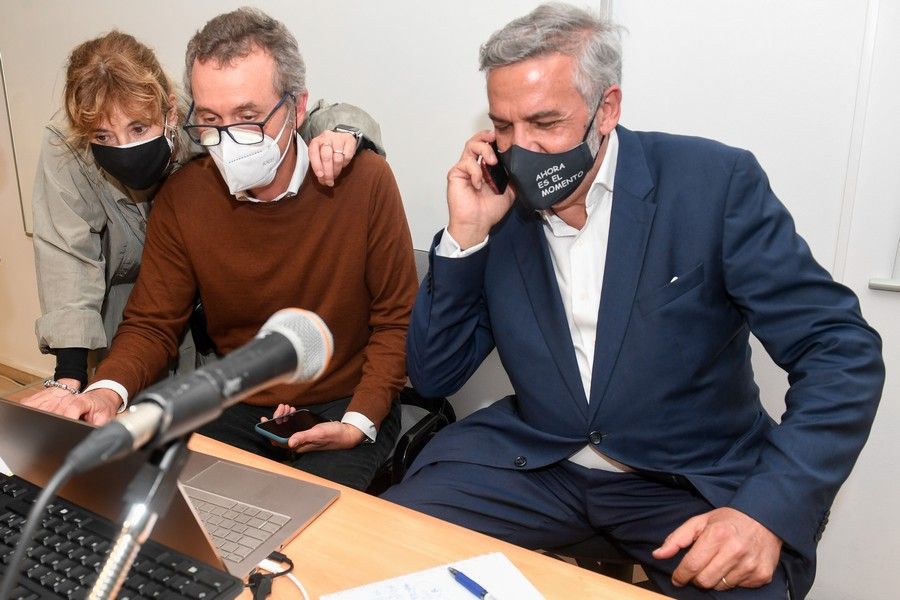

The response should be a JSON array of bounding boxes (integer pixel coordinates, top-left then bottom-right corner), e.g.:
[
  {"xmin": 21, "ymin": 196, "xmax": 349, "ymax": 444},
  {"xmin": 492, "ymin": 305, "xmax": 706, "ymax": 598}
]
[{"xmin": 0, "ymin": 396, "xmax": 339, "ymax": 578}]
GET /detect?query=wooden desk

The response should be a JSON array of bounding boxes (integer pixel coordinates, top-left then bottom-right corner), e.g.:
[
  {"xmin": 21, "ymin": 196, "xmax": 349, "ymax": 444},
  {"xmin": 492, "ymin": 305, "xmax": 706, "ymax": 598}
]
[
  {"xmin": 186, "ymin": 436, "xmax": 666, "ymax": 599},
  {"xmin": 3, "ymin": 385, "xmax": 664, "ymax": 598}
]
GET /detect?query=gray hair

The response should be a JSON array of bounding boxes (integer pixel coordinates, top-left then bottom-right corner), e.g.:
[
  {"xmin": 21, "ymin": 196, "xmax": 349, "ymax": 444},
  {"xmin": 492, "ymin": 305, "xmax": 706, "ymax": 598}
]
[
  {"xmin": 479, "ymin": 3, "xmax": 622, "ymax": 110},
  {"xmin": 184, "ymin": 7, "xmax": 306, "ymax": 100}
]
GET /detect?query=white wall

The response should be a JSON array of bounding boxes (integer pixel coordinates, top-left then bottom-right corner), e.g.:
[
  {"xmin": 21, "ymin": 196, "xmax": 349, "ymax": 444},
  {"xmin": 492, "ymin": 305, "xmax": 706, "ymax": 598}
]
[
  {"xmin": 0, "ymin": 0, "xmax": 553, "ymax": 376},
  {"xmin": 0, "ymin": 2, "xmax": 896, "ymax": 597},
  {"xmin": 0, "ymin": 56, "xmax": 53, "ymax": 376},
  {"xmin": 812, "ymin": 1, "xmax": 900, "ymax": 597}
]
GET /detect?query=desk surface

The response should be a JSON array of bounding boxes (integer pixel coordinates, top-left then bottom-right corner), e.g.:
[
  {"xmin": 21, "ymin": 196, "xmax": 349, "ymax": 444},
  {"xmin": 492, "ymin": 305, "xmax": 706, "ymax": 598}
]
[
  {"xmin": 186, "ymin": 436, "xmax": 665, "ymax": 599},
  {"xmin": 3, "ymin": 385, "xmax": 664, "ymax": 599}
]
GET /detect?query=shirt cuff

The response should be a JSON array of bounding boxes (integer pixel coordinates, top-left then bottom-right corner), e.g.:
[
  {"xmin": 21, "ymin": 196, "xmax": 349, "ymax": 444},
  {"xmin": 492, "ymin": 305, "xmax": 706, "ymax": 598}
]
[
  {"xmin": 83, "ymin": 379, "xmax": 129, "ymax": 414},
  {"xmin": 436, "ymin": 228, "xmax": 489, "ymax": 258},
  {"xmin": 341, "ymin": 411, "xmax": 377, "ymax": 443}
]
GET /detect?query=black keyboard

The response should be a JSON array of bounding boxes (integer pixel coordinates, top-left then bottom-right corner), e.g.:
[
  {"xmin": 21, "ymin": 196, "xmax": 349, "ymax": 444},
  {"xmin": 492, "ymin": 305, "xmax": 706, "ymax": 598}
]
[{"xmin": 0, "ymin": 473, "xmax": 243, "ymax": 600}]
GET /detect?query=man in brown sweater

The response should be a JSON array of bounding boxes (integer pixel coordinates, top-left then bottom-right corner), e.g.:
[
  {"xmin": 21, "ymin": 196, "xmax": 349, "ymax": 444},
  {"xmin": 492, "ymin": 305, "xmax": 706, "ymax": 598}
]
[{"xmin": 25, "ymin": 8, "xmax": 417, "ymax": 490}]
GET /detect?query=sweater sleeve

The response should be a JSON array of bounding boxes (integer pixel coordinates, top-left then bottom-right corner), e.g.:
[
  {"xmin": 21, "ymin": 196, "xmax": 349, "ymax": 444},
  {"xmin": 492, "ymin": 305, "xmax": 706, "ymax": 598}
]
[
  {"xmin": 346, "ymin": 163, "xmax": 417, "ymax": 425},
  {"xmin": 92, "ymin": 184, "xmax": 197, "ymax": 396}
]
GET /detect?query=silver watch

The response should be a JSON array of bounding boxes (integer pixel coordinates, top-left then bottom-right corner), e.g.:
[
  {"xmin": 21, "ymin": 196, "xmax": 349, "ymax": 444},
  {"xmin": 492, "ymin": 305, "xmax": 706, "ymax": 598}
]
[{"xmin": 333, "ymin": 124, "xmax": 364, "ymax": 148}]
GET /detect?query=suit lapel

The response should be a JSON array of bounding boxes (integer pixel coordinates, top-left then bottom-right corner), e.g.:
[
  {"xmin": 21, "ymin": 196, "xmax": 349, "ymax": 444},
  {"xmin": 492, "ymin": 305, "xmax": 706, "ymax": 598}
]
[
  {"xmin": 512, "ymin": 211, "xmax": 589, "ymax": 417},
  {"xmin": 588, "ymin": 127, "xmax": 657, "ymax": 412}
]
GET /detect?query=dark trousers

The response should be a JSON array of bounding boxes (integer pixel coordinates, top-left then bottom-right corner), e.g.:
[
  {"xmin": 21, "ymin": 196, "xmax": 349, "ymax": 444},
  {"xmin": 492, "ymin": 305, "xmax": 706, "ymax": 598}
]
[
  {"xmin": 382, "ymin": 460, "xmax": 790, "ymax": 599},
  {"xmin": 197, "ymin": 396, "xmax": 400, "ymax": 491}
]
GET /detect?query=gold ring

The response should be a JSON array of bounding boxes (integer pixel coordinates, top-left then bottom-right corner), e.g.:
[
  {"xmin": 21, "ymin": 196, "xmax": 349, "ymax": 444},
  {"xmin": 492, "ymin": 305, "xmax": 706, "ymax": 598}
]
[{"xmin": 721, "ymin": 576, "xmax": 729, "ymax": 588}]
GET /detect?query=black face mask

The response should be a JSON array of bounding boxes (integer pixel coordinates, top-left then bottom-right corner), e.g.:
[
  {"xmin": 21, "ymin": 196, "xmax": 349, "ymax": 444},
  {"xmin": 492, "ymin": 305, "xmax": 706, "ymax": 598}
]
[
  {"xmin": 498, "ymin": 103, "xmax": 603, "ymax": 212},
  {"xmin": 91, "ymin": 134, "xmax": 172, "ymax": 190}
]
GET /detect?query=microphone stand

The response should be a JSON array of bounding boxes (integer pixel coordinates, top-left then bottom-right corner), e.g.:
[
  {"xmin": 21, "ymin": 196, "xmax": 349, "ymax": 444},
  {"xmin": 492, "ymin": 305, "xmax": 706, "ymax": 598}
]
[{"xmin": 88, "ymin": 437, "xmax": 190, "ymax": 600}]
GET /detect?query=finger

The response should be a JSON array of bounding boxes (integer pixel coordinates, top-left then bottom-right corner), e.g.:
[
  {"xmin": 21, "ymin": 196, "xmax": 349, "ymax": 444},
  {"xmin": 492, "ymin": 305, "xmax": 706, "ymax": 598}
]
[
  {"xmin": 57, "ymin": 397, "xmax": 88, "ymax": 421},
  {"xmin": 308, "ymin": 139, "xmax": 324, "ymax": 179},
  {"xmin": 330, "ymin": 143, "xmax": 348, "ymax": 181},
  {"xmin": 468, "ymin": 141, "xmax": 499, "ymax": 167},
  {"xmin": 461, "ymin": 153, "xmax": 488, "ymax": 191},
  {"xmin": 319, "ymin": 143, "xmax": 336, "ymax": 186},
  {"xmin": 653, "ymin": 515, "xmax": 705, "ymax": 560},
  {"xmin": 340, "ymin": 135, "xmax": 357, "ymax": 161},
  {"xmin": 287, "ymin": 430, "xmax": 316, "ymax": 451},
  {"xmin": 88, "ymin": 410, "xmax": 114, "ymax": 426},
  {"xmin": 670, "ymin": 532, "xmax": 722, "ymax": 588},
  {"xmin": 460, "ymin": 129, "xmax": 496, "ymax": 161},
  {"xmin": 691, "ymin": 548, "xmax": 742, "ymax": 590}
]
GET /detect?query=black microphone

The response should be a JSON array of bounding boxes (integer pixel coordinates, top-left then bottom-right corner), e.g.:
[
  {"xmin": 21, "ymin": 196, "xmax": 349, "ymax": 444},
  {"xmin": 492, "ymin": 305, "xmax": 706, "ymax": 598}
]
[{"xmin": 65, "ymin": 308, "xmax": 333, "ymax": 472}]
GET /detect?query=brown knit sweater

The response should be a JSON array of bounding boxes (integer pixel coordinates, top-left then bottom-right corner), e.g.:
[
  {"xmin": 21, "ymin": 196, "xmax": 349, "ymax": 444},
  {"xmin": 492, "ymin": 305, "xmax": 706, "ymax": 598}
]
[{"xmin": 93, "ymin": 151, "xmax": 417, "ymax": 427}]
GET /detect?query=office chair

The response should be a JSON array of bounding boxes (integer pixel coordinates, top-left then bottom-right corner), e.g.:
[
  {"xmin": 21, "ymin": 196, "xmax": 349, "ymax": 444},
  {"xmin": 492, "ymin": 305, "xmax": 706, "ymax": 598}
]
[
  {"xmin": 545, "ymin": 535, "xmax": 661, "ymax": 591},
  {"xmin": 367, "ymin": 249, "xmax": 456, "ymax": 495}
]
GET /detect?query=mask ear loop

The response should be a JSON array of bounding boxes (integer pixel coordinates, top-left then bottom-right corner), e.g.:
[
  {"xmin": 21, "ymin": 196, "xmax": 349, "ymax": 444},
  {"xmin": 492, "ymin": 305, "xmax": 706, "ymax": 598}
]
[
  {"xmin": 272, "ymin": 95, "xmax": 297, "ymax": 171},
  {"xmin": 161, "ymin": 104, "xmax": 178, "ymax": 173},
  {"xmin": 582, "ymin": 91, "xmax": 610, "ymax": 157}
]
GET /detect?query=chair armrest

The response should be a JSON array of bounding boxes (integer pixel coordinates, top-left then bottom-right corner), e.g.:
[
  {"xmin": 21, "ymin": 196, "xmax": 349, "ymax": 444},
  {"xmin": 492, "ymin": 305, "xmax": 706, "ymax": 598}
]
[{"xmin": 391, "ymin": 410, "xmax": 447, "ymax": 483}]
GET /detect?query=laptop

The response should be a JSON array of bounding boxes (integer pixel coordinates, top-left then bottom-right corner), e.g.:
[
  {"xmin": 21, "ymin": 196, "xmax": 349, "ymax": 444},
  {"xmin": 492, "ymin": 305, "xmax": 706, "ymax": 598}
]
[{"xmin": 0, "ymin": 396, "xmax": 339, "ymax": 578}]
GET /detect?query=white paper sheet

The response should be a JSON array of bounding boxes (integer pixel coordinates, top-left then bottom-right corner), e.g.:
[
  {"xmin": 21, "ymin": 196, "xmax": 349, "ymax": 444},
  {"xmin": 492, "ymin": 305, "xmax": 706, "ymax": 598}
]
[{"xmin": 320, "ymin": 552, "xmax": 545, "ymax": 600}]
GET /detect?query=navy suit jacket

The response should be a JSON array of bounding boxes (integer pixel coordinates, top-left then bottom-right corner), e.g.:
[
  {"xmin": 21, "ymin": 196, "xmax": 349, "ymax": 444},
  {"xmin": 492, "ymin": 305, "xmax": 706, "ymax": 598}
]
[{"xmin": 406, "ymin": 126, "xmax": 883, "ymax": 598}]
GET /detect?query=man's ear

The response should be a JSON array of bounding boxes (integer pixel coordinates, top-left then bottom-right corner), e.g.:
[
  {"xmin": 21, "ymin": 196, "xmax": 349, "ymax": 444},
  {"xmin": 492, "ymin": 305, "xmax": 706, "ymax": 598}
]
[
  {"xmin": 294, "ymin": 91, "xmax": 310, "ymax": 130},
  {"xmin": 597, "ymin": 84, "xmax": 622, "ymax": 136}
]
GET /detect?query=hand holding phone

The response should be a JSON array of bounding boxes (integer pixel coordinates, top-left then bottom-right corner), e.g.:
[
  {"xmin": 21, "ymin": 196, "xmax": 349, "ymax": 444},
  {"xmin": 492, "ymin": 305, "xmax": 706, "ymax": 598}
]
[
  {"xmin": 254, "ymin": 409, "xmax": 328, "ymax": 445},
  {"xmin": 478, "ymin": 142, "xmax": 509, "ymax": 195}
]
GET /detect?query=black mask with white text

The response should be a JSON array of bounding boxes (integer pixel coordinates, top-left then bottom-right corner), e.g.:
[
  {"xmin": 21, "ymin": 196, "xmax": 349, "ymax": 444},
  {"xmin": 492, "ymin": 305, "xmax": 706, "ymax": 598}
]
[{"xmin": 498, "ymin": 104, "xmax": 602, "ymax": 211}]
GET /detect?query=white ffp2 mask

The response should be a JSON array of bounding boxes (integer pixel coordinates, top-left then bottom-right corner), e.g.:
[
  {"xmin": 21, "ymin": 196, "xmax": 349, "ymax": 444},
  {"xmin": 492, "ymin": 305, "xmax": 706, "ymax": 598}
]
[{"xmin": 206, "ymin": 116, "xmax": 291, "ymax": 195}]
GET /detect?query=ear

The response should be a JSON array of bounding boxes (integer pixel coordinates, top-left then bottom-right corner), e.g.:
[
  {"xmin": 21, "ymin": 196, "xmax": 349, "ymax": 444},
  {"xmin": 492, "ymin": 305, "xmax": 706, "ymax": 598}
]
[
  {"xmin": 165, "ymin": 93, "xmax": 179, "ymax": 127},
  {"xmin": 597, "ymin": 84, "xmax": 622, "ymax": 136},
  {"xmin": 293, "ymin": 91, "xmax": 310, "ymax": 130}
]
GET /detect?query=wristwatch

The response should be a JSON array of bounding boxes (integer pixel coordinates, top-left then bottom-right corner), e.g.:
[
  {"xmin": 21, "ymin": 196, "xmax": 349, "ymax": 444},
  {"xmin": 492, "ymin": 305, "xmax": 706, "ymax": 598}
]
[{"xmin": 333, "ymin": 124, "xmax": 364, "ymax": 149}]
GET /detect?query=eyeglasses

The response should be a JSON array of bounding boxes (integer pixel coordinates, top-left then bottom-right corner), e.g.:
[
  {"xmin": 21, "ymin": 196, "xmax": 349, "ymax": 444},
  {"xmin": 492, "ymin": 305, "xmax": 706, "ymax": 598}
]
[{"xmin": 183, "ymin": 92, "xmax": 292, "ymax": 147}]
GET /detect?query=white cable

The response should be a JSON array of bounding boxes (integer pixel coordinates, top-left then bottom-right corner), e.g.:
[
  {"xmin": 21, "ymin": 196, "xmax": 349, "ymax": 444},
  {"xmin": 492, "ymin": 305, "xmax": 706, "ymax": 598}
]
[
  {"xmin": 285, "ymin": 572, "xmax": 310, "ymax": 600},
  {"xmin": 256, "ymin": 558, "xmax": 310, "ymax": 600}
]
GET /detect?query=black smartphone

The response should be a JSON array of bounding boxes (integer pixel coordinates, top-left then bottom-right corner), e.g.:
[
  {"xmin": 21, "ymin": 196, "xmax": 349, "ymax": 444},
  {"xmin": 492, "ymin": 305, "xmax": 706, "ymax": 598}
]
[
  {"xmin": 254, "ymin": 409, "xmax": 328, "ymax": 444},
  {"xmin": 479, "ymin": 142, "xmax": 509, "ymax": 194}
]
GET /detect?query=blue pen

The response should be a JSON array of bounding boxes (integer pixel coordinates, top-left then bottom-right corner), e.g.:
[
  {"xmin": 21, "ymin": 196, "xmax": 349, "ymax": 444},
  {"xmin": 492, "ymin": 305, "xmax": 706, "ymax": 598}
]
[{"xmin": 448, "ymin": 567, "xmax": 498, "ymax": 600}]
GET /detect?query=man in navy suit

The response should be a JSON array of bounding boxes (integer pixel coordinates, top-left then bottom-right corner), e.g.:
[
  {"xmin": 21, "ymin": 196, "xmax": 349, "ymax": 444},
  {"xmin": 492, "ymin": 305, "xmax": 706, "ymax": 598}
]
[{"xmin": 382, "ymin": 4, "xmax": 884, "ymax": 598}]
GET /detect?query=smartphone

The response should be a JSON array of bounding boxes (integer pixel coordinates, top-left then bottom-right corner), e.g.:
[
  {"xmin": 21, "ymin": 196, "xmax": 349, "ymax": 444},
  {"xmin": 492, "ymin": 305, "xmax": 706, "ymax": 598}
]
[
  {"xmin": 479, "ymin": 142, "xmax": 509, "ymax": 194},
  {"xmin": 254, "ymin": 409, "xmax": 328, "ymax": 445}
]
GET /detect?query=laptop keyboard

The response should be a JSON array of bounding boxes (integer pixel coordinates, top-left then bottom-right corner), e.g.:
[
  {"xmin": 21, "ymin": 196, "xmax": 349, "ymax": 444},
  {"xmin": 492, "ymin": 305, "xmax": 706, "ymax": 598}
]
[
  {"xmin": 183, "ymin": 487, "xmax": 288, "ymax": 566},
  {"xmin": 0, "ymin": 473, "xmax": 242, "ymax": 600}
]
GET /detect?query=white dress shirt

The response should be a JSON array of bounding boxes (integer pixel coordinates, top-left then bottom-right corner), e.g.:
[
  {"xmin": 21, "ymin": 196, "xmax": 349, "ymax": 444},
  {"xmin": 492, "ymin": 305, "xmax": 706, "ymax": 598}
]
[{"xmin": 438, "ymin": 130, "xmax": 630, "ymax": 471}]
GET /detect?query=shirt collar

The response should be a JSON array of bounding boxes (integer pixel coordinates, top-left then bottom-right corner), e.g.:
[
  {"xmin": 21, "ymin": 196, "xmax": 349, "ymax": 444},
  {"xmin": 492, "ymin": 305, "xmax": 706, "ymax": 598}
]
[
  {"xmin": 235, "ymin": 132, "xmax": 309, "ymax": 203},
  {"xmin": 540, "ymin": 128, "xmax": 619, "ymax": 229}
]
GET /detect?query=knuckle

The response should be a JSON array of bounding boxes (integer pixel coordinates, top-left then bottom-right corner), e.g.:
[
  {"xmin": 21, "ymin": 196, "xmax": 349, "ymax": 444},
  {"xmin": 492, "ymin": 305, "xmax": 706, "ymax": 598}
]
[
  {"xmin": 753, "ymin": 565, "xmax": 774, "ymax": 585},
  {"xmin": 680, "ymin": 557, "xmax": 702, "ymax": 574}
]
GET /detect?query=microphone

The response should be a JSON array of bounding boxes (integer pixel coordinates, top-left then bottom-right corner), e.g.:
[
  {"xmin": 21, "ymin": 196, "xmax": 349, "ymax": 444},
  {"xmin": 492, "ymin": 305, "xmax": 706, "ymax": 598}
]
[{"xmin": 65, "ymin": 308, "xmax": 333, "ymax": 472}]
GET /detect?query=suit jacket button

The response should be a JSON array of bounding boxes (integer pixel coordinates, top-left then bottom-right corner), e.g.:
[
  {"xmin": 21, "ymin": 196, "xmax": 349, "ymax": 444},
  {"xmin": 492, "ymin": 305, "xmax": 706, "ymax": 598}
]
[
  {"xmin": 514, "ymin": 456, "xmax": 527, "ymax": 468},
  {"xmin": 589, "ymin": 431, "xmax": 604, "ymax": 445}
]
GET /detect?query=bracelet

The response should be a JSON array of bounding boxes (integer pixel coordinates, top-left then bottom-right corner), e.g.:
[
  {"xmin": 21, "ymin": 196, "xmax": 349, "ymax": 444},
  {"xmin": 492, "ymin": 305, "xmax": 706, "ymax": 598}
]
[{"xmin": 42, "ymin": 379, "xmax": 80, "ymax": 395}]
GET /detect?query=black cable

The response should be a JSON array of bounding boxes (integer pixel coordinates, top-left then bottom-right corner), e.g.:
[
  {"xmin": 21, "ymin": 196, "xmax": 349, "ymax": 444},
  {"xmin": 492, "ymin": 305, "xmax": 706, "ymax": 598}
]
[
  {"xmin": 0, "ymin": 459, "xmax": 77, "ymax": 600},
  {"xmin": 247, "ymin": 551, "xmax": 294, "ymax": 599}
]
